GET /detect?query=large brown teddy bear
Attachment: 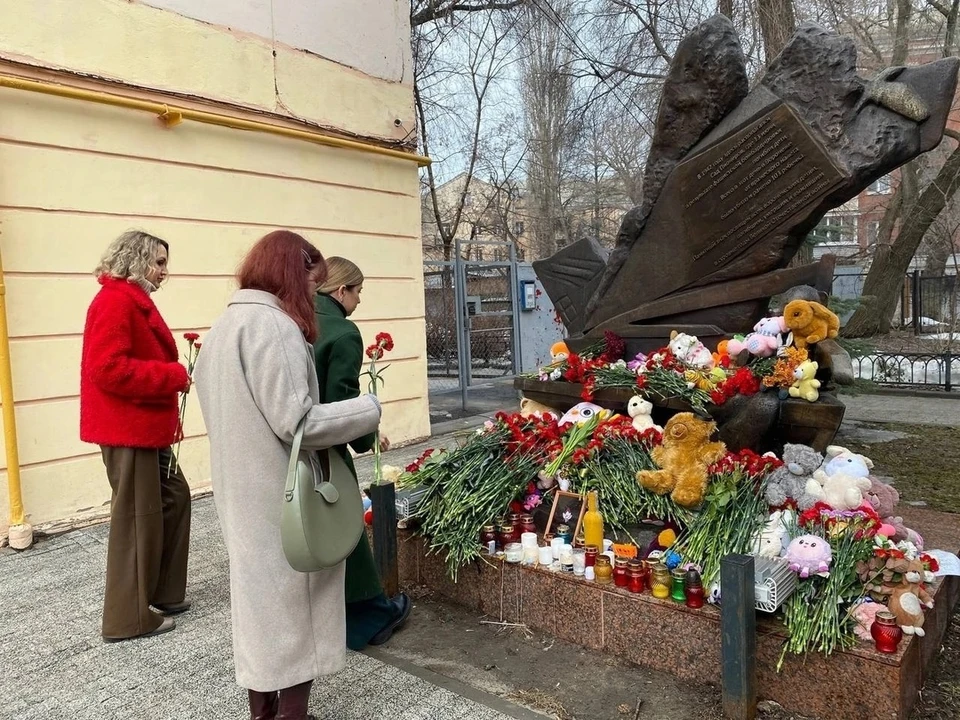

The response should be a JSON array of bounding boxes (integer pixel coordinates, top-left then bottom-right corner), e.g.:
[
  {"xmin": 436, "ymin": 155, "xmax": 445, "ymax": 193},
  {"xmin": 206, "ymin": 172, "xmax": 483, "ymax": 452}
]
[
  {"xmin": 783, "ymin": 300, "xmax": 840, "ymax": 350},
  {"xmin": 636, "ymin": 412, "xmax": 727, "ymax": 508}
]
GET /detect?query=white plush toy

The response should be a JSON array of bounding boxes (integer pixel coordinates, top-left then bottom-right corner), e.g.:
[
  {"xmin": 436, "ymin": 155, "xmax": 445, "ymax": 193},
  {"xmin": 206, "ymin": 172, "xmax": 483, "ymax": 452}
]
[
  {"xmin": 751, "ymin": 509, "xmax": 795, "ymax": 558},
  {"xmin": 668, "ymin": 331, "xmax": 715, "ymax": 370},
  {"xmin": 627, "ymin": 396, "xmax": 662, "ymax": 433},
  {"xmin": 803, "ymin": 445, "xmax": 875, "ymax": 510},
  {"xmin": 821, "ymin": 445, "xmax": 873, "ymax": 479}
]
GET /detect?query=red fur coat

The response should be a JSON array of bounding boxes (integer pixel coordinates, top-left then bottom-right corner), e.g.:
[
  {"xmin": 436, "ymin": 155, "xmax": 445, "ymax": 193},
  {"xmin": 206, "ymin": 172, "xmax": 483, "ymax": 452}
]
[{"xmin": 80, "ymin": 277, "xmax": 189, "ymax": 448}]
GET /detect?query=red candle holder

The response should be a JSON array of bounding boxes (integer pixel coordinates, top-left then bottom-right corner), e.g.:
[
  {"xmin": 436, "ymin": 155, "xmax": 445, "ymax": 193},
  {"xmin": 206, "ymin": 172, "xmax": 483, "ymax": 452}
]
[{"xmin": 871, "ymin": 611, "xmax": 904, "ymax": 654}]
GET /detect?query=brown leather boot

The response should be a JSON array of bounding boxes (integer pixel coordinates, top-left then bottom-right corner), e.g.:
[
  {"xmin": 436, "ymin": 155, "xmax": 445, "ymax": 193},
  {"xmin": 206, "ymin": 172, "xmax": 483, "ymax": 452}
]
[
  {"xmin": 248, "ymin": 689, "xmax": 279, "ymax": 720},
  {"xmin": 275, "ymin": 681, "xmax": 316, "ymax": 720}
]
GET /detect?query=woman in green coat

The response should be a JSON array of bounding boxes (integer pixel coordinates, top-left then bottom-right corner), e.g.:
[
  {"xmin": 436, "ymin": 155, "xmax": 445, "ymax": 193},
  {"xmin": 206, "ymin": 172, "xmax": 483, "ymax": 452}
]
[{"xmin": 314, "ymin": 257, "xmax": 411, "ymax": 650}]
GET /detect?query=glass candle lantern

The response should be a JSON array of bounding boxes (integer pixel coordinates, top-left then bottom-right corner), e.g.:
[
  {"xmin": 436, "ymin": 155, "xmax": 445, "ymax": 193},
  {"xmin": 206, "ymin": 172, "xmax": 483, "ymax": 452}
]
[
  {"xmin": 508, "ymin": 512, "xmax": 521, "ymax": 528},
  {"xmin": 556, "ymin": 524, "xmax": 572, "ymax": 545},
  {"xmin": 650, "ymin": 563, "xmax": 672, "ymax": 599},
  {"xmin": 585, "ymin": 545, "xmax": 599, "ymax": 568},
  {"xmin": 519, "ymin": 513, "xmax": 536, "ymax": 535},
  {"xmin": 550, "ymin": 536, "xmax": 564, "ymax": 560},
  {"xmin": 573, "ymin": 548, "xmax": 587, "ymax": 576},
  {"xmin": 627, "ymin": 560, "xmax": 645, "ymax": 593},
  {"xmin": 504, "ymin": 543, "xmax": 523, "ymax": 563},
  {"xmin": 538, "ymin": 546, "xmax": 553, "ymax": 566},
  {"xmin": 559, "ymin": 544, "xmax": 575, "ymax": 573},
  {"xmin": 671, "ymin": 569, "xmax": 687, "ymax": 603},
  {"xmin": 594, "ymin": 555, "xmax": 613, "ymax": 585},
  {"xmin": 871, "ymin": 611, "xmax": 904, "ymax": 654},
  {"xmin": 522, "ymin": 545, "xmax": 539, "ymax": 566},
  {"xmin": 684, "ymin": 568, "xmax": 705, "ymax": 609},
  {"xmin": 480, "ymin": 524, "xmax": 497, "ymax": 550},
  {"xmin": 497, "ymin": 524, "xmax": 516, "ymax": 549},
  {"xmin": 614, "ymin": 557, "xmax": 629, "ymax": 588}
]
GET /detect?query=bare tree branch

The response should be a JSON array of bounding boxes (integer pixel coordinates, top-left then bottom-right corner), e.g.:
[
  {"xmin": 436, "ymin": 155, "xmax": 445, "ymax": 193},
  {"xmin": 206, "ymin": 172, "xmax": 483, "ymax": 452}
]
[{"xmin": 412, "ymin": 0, "xmax": 524, "ymax": 27}]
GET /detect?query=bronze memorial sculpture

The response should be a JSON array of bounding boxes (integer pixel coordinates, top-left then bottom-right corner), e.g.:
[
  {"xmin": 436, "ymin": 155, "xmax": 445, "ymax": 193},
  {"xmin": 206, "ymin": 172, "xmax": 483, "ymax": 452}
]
[{"xmin": 520, "ymin": 18, "xmax": 960, "ymax": 452}]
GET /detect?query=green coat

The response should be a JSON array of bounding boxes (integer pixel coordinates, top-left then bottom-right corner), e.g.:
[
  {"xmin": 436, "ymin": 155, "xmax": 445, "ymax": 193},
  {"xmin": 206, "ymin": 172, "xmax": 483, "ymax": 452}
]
[{"xmin": 313, "ymin": 293, "xmax": 382, "ymax": 603}]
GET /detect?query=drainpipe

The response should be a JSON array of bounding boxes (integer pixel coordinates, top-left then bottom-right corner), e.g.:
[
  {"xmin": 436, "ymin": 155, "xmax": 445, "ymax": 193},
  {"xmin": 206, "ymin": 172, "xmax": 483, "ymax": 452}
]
[{"xmin": 0, "ymin": 246, "xmax": 31, "ymax": 549}]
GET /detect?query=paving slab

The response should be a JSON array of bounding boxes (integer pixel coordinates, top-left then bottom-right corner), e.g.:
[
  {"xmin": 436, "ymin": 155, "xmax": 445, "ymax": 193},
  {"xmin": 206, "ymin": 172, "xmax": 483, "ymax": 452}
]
[{"xmin": 0, "ymin": 499, "xmax": 540, "ymax": 720}]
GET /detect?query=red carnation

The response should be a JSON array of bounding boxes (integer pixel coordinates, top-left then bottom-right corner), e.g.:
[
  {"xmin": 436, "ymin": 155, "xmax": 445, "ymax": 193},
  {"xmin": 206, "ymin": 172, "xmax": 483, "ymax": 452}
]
[
  {"xmin": 184, "ymin": 332, "xmax": 200, "ymax": 343},
  {"xmin": 375, "ymin": 332, "xmax": 395, "ymax": 351},
  {"xmin": 366, "ymin": 344, "xmax": 380, "ymax": 359}
]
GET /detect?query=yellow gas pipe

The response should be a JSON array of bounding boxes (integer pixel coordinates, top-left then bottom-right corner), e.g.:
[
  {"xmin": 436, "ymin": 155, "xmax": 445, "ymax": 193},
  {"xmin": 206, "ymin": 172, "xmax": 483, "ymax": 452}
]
[
  {"xmin": 0, "ymin": 74, "xmax": 431, "ymax": 167},
  {"xmin": 0, "ymin": 245, "xmax": 30, "ymax": 549}
]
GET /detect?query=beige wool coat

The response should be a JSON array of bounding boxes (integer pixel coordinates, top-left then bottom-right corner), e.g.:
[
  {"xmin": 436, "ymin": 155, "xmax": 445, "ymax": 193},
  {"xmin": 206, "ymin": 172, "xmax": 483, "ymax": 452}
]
[{"xmin": 194, "ymin": 289, "xmax": 381, "ymax": 691}]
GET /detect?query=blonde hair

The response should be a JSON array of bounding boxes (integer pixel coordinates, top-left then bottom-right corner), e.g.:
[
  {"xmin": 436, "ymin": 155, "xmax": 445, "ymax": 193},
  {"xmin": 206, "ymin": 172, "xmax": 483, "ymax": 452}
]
[
  {"xmin": 317, "ymin": 256, "xmax": 364, "ymax": 294},
  {"xmin": 95, "ymin": 230, "xmax": 169, "ymax": 285}
]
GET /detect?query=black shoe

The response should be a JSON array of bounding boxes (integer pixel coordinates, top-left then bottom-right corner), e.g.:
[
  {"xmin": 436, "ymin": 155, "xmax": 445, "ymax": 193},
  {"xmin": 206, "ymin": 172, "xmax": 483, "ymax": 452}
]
[
  {"xmin": 154, "ymin": 600, "xmax": 192, "ymax": 615},
  {"xmin": 103, "ymin": 616, "xmax": 175, "ymax": 643},
  {"xmin": 368, "ymin": 593, "xmax": 412, "ymax": 647}
]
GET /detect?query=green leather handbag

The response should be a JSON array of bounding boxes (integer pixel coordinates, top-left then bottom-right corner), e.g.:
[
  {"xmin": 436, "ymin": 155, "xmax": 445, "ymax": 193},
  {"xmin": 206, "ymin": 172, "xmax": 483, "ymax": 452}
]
[{"xmin": 280, "ymin": 415, "xmax": 364, "ymax": 572}]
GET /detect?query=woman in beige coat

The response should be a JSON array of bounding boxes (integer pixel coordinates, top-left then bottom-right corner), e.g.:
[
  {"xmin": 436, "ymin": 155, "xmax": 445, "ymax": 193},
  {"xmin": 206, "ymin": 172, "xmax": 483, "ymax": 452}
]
[{"xmin": 195, "ymin": 230, "xmax": 381, "ymax": 720}]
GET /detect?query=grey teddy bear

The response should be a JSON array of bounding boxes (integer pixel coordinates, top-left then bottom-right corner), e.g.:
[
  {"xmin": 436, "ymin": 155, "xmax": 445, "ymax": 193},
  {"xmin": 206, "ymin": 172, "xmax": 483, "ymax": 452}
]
[{"xmin": 765, "ymin": 444, "xmax": 824, "ymax": 509}]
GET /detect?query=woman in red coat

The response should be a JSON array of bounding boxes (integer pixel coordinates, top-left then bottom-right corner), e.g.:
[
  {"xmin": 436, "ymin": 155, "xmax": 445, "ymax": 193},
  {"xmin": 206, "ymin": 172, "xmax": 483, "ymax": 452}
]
[{"xmin": 80, "ymin": 230, "xmax": 193, "ymax": 642}]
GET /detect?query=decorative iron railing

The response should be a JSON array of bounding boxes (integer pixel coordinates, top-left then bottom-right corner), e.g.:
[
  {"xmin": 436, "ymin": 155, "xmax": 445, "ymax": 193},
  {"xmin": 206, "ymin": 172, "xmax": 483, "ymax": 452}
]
[{"xmin": 851, "ymin": 352, "xmax": 960, "ymax": 391}]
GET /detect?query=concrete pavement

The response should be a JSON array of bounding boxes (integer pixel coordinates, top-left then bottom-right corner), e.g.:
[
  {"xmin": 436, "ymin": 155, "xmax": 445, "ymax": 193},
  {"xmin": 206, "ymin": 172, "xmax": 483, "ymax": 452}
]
[{"xmin": 0, "ymin": 500, "xmax": 540, "ymax": 720}]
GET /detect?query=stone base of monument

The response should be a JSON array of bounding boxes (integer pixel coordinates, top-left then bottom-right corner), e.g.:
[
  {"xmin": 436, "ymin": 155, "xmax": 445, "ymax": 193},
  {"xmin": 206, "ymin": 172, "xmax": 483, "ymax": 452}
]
[
  {"xmin": 514, "ymin": 377, "xmax": 846, "ymax": 454},
  {"xmin": 396, "ymin": 529, "xmax": 959, "ymax": 720}
]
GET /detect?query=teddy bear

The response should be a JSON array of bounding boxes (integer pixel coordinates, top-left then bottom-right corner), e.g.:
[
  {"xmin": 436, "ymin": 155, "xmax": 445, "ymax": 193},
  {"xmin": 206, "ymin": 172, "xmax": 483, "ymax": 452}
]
[
  {"xmin": 636, "ymin": 412, "xmax": 726, "ymax": 508},
  {"xmin": 784, "ymin": 534, "xmax": 833, "ymax": 578},
  {"xmin": 887, "ymin": 557, "xmax": 935, "ymax": 636},
  {"xmin": 887, "ymin": 517, "xmax": 925, "ymax": 549},
  {"xmin": 788, "ymin": 360, "xmax": 821, "ymax": 402},
  {"xmin": 752, "ymin": 509, "xmax": 794, "ymax": 558},
  {"xmin": 864, "ymin": 477, "xmax": 901, "ymax": 538},
  {"xmin": 804, "ymin": 469, "xmax": 872, "ymax": 511},
  {"xmin": 668, "ymin": 331, "xmax": 714, "ymax": 370},
  {"xmin": 627, "ymin": 395, "xmax": 662, "ymax": 433},
  {"xmin": 804, "ymin": 445, "xmax": 875, "ymax": 510},
  {"xmin": 519, "ymin": 397, "xmax": 560, "ymax": 419},
  {"xmin": 821, "ymin": 445, "xmax": 873, "ymax": 479},
  {"xmin": 764, "ymin": 443, "xmax": 824, "ymax": 509},
  {"xmin": 783, "ymin": 300, "xmax": 840, "ymax": 350},
  {"xmin": 726, "ymin": 316, "xmax": 787, "ymax": 358}
]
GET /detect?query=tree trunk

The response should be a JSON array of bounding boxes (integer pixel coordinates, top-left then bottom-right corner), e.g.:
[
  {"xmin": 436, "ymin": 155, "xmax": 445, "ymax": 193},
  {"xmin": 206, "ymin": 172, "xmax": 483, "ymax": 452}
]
[
  {"xmin": 718, "ymin": 0, "xmax": 734, "ymax": 21},
  {"xmin": 757, "ymin": 0, "xmax": 796, "ymax": 66},
  {"xmin": 843, "ymin": 146, "xmax": 960, "ymax": 337}
]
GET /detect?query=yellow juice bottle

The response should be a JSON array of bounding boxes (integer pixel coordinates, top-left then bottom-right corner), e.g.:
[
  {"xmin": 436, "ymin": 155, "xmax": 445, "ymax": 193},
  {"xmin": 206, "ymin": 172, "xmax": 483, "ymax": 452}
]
[{"xmin": 583, "ymin": 491, "xmax": 604, "ymax": 552}]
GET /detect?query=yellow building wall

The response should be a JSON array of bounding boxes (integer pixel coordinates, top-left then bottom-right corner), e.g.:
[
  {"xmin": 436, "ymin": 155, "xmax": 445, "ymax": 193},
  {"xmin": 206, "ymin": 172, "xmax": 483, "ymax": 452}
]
[{"xmin": 0, "ymin": 0, "xmax": 427, "ymax": 535}]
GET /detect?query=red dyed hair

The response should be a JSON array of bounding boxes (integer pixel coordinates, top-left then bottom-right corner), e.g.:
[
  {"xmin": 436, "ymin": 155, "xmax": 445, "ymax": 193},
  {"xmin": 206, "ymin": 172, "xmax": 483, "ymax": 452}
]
[{"xmin": 237, "ymin": 230, "xmax": 327, "ymax": 344}]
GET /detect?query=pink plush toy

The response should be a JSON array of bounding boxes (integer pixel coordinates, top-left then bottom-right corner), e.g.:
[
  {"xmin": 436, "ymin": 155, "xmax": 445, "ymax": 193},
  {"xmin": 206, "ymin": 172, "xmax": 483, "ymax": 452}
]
[
  {"xmin": 726, "ymin": 316, "xmax": 786, "ymax": 358},
  {"xmin": 785, "ymin": 534, "xmax": 833, "ymax": 578}
]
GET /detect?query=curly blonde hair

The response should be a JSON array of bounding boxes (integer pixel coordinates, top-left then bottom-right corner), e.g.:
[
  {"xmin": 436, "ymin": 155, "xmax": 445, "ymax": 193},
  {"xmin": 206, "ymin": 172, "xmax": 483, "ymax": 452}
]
[{"xmin": 94, "ymin": 230, "xmax": 169, "ymax": 285}]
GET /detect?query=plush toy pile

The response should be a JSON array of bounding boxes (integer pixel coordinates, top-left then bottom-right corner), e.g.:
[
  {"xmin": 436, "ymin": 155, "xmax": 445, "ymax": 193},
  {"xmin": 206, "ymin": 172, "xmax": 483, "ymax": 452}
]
[
  {"xmin": 532, "ymin": 301, "xmax": 840, "ymax": 410},
  {"xmin": 401, "ymin": 316, "xmax": 951, "ymax": 665}
]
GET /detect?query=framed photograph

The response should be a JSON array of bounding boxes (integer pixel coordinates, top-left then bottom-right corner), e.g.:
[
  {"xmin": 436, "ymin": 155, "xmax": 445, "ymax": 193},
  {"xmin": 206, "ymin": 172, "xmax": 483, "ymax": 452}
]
[{"xmin": 545, "ymin": 491, "xmax": 587, "ymax": 540}]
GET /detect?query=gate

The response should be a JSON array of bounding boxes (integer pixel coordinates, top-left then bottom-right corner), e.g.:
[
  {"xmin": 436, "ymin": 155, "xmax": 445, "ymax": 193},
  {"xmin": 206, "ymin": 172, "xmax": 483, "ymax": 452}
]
[{"xmin": 423, "ymin": 239, "xmax": 521, "ymax": 409}]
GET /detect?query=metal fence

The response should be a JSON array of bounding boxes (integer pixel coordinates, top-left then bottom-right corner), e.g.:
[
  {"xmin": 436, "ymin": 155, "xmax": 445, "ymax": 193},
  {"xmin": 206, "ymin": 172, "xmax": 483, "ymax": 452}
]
[
  {"xmin": 424, "ymin": 239, "xmax": 520, "ymax": 405},
  {"xmin": 832, "ymin": 268, "xmax": 959, "ymax": 333},
  {"xmin": 850, "ymin": 352, "xmax": 960, "ymax": 391}
]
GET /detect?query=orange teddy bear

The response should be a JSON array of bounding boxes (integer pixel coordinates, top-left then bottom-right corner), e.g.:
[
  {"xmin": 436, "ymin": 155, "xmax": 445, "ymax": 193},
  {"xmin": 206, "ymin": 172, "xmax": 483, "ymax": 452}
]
[
  {"xmin": 636, "ymin": 413, "xmax": 727, "ymax": 508},
  {"xmin": 783, "ymin": 300, "xmax": 840, "ymax": 350}
]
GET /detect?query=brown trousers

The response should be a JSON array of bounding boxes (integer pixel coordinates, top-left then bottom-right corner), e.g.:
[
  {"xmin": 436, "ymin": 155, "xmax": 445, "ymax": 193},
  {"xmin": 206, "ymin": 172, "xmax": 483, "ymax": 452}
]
[{"xmin": 100, "ymin": 446, "xmax": 191, "ymax": 639}]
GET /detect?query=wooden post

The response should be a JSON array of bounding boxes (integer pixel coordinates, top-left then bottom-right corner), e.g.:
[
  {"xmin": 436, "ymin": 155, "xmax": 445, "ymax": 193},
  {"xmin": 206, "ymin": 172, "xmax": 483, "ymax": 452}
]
[
  {"xmin": 368, "ymin": 481, "xmax": 399, "ymax": 597},
  {"xmin": 721, "ymin": 554, "xmax": 756, "ymax": 720}
]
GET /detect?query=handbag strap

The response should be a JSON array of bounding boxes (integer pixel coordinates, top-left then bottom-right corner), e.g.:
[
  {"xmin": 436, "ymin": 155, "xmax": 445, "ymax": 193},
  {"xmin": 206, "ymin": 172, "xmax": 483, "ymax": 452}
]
[{"xmin": 284, "ymin": 416, "xmax": 308, "ymax": 502}]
